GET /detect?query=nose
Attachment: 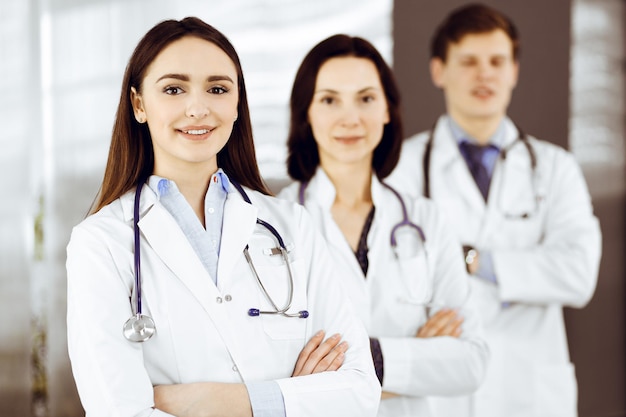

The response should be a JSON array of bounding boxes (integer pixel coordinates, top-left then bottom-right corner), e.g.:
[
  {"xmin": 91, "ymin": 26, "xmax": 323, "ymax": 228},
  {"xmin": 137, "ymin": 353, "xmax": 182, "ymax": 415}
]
[
  {"xmin": 476, "ymin": 61, "xmax": 495, "ymax": 80},
  {"xmin": 185, "ymin": 92, "xmax": 210, "ymax": 119},
  {"xmin": 339, "ymin": 104, "xmax": 360, "ymax": 127}
]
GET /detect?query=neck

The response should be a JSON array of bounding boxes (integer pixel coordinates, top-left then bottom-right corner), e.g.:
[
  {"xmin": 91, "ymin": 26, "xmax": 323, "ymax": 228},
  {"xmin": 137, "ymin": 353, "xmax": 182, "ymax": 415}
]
[
  {"xmin": 449, "ymin": 112, "xmax": 504, "ymax": 145},
  {"xmin": 154, "ymin": 161, "xmax": 217, "ymax": 225},
  {"xmin": 321, "ymin": 161, "xmax": 374, "ymax": 253},
  {"xmin": 322, "ymin": 162, "xmax": 373, "ymax": 207}
]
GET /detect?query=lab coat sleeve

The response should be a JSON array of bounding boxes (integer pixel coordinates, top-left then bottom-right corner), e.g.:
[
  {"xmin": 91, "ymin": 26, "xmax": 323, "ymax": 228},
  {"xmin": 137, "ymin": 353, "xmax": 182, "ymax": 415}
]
[
  {"xmin": 275, "ymin": 206, "xmax": 381, "ymax": 417},
  {"xmin": 66, "ymin": 219, "xmax": 174, "ymax": 417},
  {"xmin": 493, "ymin": 148, "xmax": 602, "ymax": 307},
  {"xmin": 379, "ymin": 202, "xmax": 489, "ymax": 397}
]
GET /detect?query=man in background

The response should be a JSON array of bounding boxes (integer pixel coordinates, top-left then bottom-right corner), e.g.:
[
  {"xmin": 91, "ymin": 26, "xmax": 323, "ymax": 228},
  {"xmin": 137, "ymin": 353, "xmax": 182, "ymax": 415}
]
[{"xmin": 388, "ymin": 3, "xmax": 602, "ymax": 416}]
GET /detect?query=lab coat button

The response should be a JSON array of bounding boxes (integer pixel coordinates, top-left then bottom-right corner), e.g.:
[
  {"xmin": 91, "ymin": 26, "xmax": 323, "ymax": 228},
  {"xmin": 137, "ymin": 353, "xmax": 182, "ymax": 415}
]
[
  {"xmin": 216, "ymin": 297, "xmax": 223, "ymax": 303},
  {"xmin": 225, "ymin": 294, "xmax": 232, "ymax": 302},
  {"xmin": 232, "ymin": 364, "xmax": 238, "ymax": 372}
]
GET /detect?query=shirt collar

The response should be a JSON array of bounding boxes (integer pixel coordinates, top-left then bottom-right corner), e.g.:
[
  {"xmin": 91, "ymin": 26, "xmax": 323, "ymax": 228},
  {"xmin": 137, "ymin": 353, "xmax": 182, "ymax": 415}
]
[
  {"xmin": 448, "ymin": 116, "xmax": 507, "ymax": 149},
  {"xmin": 147, "ymin": 168, "xmax": 231, "ymax": 199}
]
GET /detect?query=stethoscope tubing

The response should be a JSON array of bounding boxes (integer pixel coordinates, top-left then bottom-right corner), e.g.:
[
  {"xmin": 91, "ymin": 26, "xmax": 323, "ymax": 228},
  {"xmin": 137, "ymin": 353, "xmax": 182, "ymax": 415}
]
[
  {"xmin": 133, "ymin": 180, "xmax": 144, "ymax": 316},
  {"xmin": 422, "ymin": 120, "xmax": 539, "ymax": 217},
  {"xmin": 297, "ymin": 179, "xmax": 427, "ymax": 257},
  {"xmin": 231, "ymin": 181, "xmax": 308, "ymax": 319},
  {"xmin": 122, "ymin": 180, "xmax": 157, "ymax": 343},
  {"xmin": 423, "ymin": 121, "xmax": 536, "ymax": 197}
]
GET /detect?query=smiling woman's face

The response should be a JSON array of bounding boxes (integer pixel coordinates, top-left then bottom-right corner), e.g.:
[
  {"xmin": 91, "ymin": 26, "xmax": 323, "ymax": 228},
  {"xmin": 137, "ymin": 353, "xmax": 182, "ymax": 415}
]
[
  {"xmin": 307, "ymin": 56, "xmax": 389, "ymax": 172},
  {"xmin": 131, "ymin": 35, "xmax": 239, "ymax": 178}
]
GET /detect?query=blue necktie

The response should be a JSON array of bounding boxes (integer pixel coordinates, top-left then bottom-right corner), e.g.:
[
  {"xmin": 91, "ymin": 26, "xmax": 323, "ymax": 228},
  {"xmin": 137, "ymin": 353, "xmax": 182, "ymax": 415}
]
[{"xmin": 459, "ymin": 142, "xmax": 498, "ymax": 201}]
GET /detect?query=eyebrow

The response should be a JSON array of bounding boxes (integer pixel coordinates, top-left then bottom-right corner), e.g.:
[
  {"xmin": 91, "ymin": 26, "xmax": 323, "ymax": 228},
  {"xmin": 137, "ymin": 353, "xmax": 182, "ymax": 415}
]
[
  {"xmin": 313, "ymin": 86, "xmax": 381, "ymax": 95},
  {"xmin": 155, "ymin": 74, "xmax": 235, "ymax": 83}
]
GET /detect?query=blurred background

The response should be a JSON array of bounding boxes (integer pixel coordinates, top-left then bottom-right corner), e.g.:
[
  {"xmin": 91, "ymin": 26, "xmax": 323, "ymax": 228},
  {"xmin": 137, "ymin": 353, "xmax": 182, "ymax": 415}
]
[{"xmin": 0, "ymin": 0, "xmax": 623, "ymax": 416}]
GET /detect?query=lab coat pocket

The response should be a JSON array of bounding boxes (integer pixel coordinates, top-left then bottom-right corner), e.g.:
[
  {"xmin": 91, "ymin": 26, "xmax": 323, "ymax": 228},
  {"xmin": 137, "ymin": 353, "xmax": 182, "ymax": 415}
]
[
  {"xmin": 535, "ymin": 362, "xmax": 577, "ymax": 417},
  {"xmin": 374, "ymin": 254, "xmax": 431, "ymax": 335},
  {"xmin": 499, "ymin": 214, "xmax": 544, "ymax": 248},
  {"xmin": 396, "ymin": 253, "xmax": 432, "ymax": 305}
]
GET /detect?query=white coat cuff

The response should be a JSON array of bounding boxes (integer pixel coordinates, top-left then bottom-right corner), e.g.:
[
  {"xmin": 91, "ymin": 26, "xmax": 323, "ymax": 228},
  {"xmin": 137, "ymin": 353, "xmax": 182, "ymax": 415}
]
[{"xmin": 378, "ymin": 337, "xmax": 411, "ymax": 394}]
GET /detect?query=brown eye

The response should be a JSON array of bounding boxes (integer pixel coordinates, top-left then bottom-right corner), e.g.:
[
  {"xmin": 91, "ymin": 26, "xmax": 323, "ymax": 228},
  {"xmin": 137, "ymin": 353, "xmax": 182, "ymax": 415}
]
[
  {"xmin": 163, "ymin": 86, "xmax": 184, "ymax": 95},
  {"xmin": 208, "ymin": 86, "xmax": 229, "ymax": 94}
]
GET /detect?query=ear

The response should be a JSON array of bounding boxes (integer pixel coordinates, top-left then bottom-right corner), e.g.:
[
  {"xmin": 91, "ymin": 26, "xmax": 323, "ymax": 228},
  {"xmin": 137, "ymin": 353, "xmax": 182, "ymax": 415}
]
[
  {"xmin": 511, "ymin": 60, "xmax": 520, "ymax": 89},
  {"xmin": 430, "ymin": 57, "xmax": 445, "ymax": 88},
  {"xmin": 130, "ymin": 87, "xmax": 146, "ymax": 123}
]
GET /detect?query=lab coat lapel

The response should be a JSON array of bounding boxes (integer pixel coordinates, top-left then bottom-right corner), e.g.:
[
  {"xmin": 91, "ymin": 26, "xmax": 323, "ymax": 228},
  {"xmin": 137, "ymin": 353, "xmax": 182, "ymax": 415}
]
[
  {"xmin": 217, "ymin": 191, "xmax": 258, "ymax": 286},
  {"xmin": 138, "ymin": 202, "xmax": 219, "ymax": 309},
  {"xmin": 485, "ymin": 121, "xmax": 535, "ymax": 222},
  {"xmin": 432, "ymin": 118, "xmax": 486, "ymax": 213},
  {"xmin": 137, "ymin": 190, "xmax": 253, "ymax": 380}
]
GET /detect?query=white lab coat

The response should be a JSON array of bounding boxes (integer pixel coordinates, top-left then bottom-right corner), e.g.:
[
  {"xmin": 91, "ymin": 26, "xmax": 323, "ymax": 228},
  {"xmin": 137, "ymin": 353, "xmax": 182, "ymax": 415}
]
[
  {"xmin": 66, "ymin": 183, "xmax": 381, "ymax": 417},
  {"xmin": 387, "ymin": 115, "xmax": 602, "ymax": 417},
  {"xmin": 278, "ymin": 170, "xmax": 489, "ymax": 417}
]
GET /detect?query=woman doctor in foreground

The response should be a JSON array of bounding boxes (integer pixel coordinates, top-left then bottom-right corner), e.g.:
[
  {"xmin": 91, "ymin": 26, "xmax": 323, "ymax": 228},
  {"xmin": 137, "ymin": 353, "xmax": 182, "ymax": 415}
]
[
  {"xmin": 278, "ymin": 34, "xmax": 489, "ymax": 417},
  {"xmin": 66, "ymin": 17, "xmax": 380, "ymax": 417}
]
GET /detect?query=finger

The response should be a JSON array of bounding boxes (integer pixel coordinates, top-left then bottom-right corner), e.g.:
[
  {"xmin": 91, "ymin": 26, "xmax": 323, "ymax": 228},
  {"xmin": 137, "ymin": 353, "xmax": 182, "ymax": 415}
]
[
  {"xmin": 292, "ymin": 330, "xmax": 325, "ymax": 376},
  {"xmin": 327, "ymin": 347, "xmax": 347, "ymax": 371},
  {"xmin": 419, "ymin": 309, "xmax": 458, "ymax": 337},
  {"xmin": 312, "ymin": 341, "xmax": 348, "ymax": 373},
  {"xmin": 417, "ymin": 309, "xmax": 457, "ymax": 337},
  {"xmin": 299, "ymin": 333, "xmax": 341, "ymax": 375},
  {"xmin": 438, "ymin": 315, "xmax": 464, "ymax": 337}
]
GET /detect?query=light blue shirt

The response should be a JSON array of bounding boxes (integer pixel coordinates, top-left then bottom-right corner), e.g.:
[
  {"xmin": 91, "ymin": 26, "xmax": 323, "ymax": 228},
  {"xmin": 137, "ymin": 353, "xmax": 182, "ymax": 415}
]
[
  {"xmin": 146, "ymin": 170, "xmax": 286, "ymax": 417},
  {"xmin": 447, "ymin": 117, "xmax": 502, "ymax": 286}
]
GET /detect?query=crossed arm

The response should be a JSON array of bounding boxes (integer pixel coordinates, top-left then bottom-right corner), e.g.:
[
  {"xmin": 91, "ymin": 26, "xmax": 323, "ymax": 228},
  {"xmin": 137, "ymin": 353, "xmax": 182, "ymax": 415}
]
[{"xmin": 153, "ymin": 330, "xmax": 348, "ymax": 417}]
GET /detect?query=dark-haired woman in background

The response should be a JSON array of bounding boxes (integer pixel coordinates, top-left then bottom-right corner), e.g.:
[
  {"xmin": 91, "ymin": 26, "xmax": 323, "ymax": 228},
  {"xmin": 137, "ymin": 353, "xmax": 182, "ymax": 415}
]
[{"xmin": 278, "ymin": 34, "xmax": 488, "ymax": 417}]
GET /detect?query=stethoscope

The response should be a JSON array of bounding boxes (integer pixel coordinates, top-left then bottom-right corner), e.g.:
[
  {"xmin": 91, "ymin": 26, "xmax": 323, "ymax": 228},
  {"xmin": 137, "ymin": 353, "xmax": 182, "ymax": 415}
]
[
  {"xmin": 122, "ymin": 180, "xmax": 157, "ymax": 342},
  {"xmin": 422, "ymin": 122, "xmax": 541, "ymax": 219},
  {"xmin": 297, "ymin": 180, "xmax": 427, "ymax": 259},
  {"xmin": 124, "ymin": 179, "xmax": 308, "ymax": 343},
  {"xmin": 231, "ymin": 181, "xmax": 309, "ymax": 320}
]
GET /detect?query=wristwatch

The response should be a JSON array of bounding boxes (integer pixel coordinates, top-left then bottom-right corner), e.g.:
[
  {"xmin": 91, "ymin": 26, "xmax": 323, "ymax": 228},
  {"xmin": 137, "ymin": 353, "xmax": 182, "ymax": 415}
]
[{"xmin": 462, "ymin": 245, "xmax": 478, "ymax": 273}]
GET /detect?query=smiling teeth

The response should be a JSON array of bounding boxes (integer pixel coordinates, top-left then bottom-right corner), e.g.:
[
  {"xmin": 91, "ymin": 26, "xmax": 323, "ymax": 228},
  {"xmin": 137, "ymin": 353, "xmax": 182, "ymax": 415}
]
[{"xmin": 184, "ymin": 129, "xmax": 209, "ymax": 135}]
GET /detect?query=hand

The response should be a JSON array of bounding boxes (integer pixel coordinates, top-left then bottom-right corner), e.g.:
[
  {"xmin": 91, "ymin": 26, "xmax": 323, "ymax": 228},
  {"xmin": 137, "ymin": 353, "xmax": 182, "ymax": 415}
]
[
  {"xmin": 154, "ymin": 383, "xmax": 199, "ymax": 417},
  {"xmin": 154, "ymin": 382, "xmax": 252, "ymax": 417},
  {"xmin": 416, "ymin": 309, "xmax": 463, "ymax": 338},
  {"xmin": 292, "ymin": 330, "xmax": 348, "ymax": 376},
  {"xmin": 381, "ymin": 391, "xmax": 400, "ymax": 400}
]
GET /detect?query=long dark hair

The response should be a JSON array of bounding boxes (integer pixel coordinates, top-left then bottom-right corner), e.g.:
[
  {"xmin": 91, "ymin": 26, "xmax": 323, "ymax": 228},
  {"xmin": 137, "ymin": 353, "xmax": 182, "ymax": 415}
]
[
  {"xmin": 92, "ymin": 17, "xmax": 268, "ymax": 213},
  {"xmin": 286, "ymin": 34, "xmax": 403, "ymax": 182}
]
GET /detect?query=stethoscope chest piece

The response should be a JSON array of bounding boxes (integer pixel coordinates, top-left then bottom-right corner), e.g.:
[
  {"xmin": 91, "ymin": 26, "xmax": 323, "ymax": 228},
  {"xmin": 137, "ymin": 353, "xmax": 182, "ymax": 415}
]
[{"xmin": 123, "ymin": 313, "xmax": 156, "ymax": 342}]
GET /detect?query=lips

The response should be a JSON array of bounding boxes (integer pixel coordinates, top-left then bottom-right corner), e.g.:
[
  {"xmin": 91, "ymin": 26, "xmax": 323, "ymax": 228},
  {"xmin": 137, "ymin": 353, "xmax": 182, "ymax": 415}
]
[
  {"xmin": 182, "ymin": 129, "xmax": 210, "ymax": 135},
  {"xmin": 335, "ymin": 135, "xmax": 364, "ymax": 144},
  {"xmin": 177, "ymin": 126, "xmax": 214, "ymax": 140},
  {"xmin": 472, "ymin": 86, "xmax": 494, "ymax": 98}
]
